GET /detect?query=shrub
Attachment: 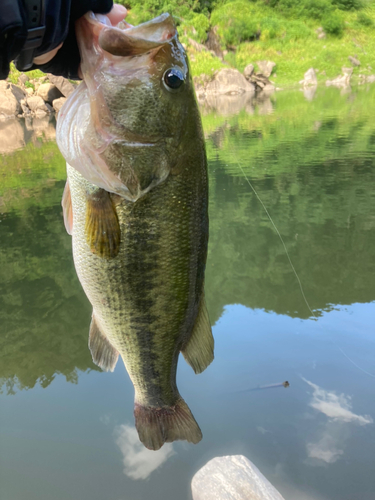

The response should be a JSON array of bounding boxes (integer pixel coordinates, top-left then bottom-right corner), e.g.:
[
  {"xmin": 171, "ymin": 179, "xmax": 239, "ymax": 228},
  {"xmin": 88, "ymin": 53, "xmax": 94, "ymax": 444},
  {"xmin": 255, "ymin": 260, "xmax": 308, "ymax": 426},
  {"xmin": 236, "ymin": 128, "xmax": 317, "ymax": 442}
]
[
  {"xmin": 211, "ymin": 1, "xmax": 261, "ymax": 48},
  {"xmin": 332, "ymin": 0, "xmax": 363, "ymax": 11},
  {"xmin": 322, "ymin": 13, "xmax": 344, "ymax": 36},
  {"xmin": 298, "ymin": 0, "xmax": 333, "ymax": 20},
  {"xmin": 179, "ymin": 13, "xmax": 210, "ymax": 43},
  {"xmin": 357, "ymin": 12, "xmax": 373, "ymax": 26}
]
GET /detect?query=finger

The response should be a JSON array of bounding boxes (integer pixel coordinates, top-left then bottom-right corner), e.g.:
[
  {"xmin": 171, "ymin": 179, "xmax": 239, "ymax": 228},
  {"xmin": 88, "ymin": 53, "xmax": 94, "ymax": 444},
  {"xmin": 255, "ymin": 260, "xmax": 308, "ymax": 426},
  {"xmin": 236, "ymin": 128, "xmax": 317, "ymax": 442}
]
[
  {"xmin": 33, "ymin": 43, "xmax": 63, "ymax": 65},
  {"xmin": 107, "ymin": 4, "xmax": 127, "ymax": 26}
]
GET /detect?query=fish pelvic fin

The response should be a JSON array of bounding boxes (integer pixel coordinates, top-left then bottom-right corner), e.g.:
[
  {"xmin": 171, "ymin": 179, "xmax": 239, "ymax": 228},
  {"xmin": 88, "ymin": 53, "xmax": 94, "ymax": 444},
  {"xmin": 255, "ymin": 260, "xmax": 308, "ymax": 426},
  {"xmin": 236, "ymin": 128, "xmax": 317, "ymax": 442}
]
[
  {"xmin": 181, "ymin": 295, "xmax": 214, "ymax": 374},
  {"xmin": 85, "ymin": 188, "xmax": 121, "ymax": 259},
  {"xmin": 134, "ymin": 397, "xmax": 202, "ymax": 451},
  {"xmin": 89, "ymin": 314, "xmax": 119, "ymax": 372},
  {"xmin": 61, "ymin": 179, "xmax": 73, "ymax": 235}
]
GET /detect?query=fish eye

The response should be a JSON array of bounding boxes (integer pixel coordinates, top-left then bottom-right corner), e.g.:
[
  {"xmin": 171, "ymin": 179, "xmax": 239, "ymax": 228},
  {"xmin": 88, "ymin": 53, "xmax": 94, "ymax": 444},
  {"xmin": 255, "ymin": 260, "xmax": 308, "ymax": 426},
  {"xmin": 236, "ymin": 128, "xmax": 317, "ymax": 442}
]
[{"xmin": 163, "ymin": 68, "xmax": 185, "ymax": 91}]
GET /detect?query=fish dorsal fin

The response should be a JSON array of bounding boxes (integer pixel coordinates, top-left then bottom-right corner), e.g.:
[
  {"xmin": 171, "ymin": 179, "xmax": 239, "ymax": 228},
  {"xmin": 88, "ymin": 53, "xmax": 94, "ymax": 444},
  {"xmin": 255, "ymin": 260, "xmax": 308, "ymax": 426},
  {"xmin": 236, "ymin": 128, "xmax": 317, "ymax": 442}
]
[
  {"xmin": 61, "ymin": 180, "xmax": 73, "ymax": 235},
  {"xmin": 89, "ymin": 314, "xmax": 119, "ymax": 372},
  {"xmin": 85, "ymin": 188, "xmax": 121, "ymax": 259},
  {"xmin": 181, "ymin": 294, "xmax": 214, "ymax": 374}
]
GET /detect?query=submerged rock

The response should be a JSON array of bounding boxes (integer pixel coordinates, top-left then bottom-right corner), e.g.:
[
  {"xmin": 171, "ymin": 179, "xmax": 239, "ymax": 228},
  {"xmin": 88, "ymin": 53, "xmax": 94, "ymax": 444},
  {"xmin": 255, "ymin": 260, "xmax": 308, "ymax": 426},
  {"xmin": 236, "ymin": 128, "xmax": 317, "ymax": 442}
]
[{"xmin": 191, "ymin": 455, "xmax": 286, "ymax": 500}]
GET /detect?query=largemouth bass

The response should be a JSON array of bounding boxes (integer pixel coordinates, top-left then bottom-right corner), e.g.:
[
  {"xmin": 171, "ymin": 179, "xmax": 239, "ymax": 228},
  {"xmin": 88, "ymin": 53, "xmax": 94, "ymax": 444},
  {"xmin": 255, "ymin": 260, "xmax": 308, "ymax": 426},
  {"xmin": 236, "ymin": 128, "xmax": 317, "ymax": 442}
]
[{"xmin": 56, "ymin": 12, "xmax": 214, "ymax": 450}]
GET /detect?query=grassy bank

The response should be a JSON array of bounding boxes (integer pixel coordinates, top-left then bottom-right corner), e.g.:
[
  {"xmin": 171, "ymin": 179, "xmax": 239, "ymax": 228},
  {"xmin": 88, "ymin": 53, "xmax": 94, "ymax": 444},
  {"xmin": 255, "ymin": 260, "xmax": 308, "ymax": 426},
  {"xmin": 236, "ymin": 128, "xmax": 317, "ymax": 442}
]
[{"xmin": 120, "ymin": 0, "xmax": 375, "ymax": 87}]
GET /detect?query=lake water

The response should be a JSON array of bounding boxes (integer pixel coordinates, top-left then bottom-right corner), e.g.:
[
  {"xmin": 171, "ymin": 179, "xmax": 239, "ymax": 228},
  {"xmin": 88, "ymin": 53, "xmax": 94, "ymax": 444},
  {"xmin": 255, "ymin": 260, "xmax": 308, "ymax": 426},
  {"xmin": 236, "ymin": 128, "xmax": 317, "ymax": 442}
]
[{"xmin": 1, "ymin": 84, "xmax": 375, "ymax": 500}]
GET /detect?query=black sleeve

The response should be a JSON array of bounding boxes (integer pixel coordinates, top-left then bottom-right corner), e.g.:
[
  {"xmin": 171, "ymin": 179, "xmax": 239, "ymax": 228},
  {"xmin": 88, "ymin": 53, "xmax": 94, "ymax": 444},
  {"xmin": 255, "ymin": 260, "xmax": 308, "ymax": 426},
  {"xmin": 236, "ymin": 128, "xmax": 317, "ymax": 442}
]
[{"xmin": 0, "ymin": 0, "xmax": 113, "ymax": 80}]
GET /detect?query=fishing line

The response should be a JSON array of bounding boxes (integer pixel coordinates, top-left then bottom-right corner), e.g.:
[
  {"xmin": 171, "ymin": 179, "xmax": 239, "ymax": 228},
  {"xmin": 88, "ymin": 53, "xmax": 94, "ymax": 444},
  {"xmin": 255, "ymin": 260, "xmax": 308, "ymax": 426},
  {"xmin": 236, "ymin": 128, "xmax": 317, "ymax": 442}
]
[{"xmin": 236, "ymin": 162, "xmax": 375, "ymax": 379}]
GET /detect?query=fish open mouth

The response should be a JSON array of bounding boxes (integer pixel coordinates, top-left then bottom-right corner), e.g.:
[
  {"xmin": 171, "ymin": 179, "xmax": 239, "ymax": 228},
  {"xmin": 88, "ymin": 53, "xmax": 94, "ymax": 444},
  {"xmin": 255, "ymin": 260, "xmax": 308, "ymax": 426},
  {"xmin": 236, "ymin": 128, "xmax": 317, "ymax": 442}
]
[{"xmin": 79, "ymin": 12, "xmax": 177, "ymax": 58}]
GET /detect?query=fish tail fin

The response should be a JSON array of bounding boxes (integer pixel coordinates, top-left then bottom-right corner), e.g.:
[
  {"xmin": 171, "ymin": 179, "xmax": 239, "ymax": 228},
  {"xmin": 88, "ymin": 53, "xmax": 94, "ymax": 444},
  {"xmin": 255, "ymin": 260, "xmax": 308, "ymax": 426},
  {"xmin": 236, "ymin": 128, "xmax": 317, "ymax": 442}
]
[{"xmin": 134, "ymin": 397, "xmax": 202, "ymax": 451}]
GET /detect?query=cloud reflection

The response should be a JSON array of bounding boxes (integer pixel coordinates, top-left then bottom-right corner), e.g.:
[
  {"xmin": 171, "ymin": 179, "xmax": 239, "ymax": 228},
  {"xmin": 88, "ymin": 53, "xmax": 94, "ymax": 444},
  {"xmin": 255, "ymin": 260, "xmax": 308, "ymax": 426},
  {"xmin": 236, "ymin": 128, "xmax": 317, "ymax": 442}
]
[
  {"xmin": 114, "ymin": 424, "xmax": 175, "ymax": 480},
  {"xmin": 303, "ymin": 378, "xmax": 373, "ymax": 465}
]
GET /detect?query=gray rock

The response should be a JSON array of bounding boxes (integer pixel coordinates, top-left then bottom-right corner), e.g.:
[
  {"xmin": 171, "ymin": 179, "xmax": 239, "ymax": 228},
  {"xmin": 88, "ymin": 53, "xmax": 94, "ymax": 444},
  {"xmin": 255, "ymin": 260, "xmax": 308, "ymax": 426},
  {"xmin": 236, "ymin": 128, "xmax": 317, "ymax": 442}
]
[
  {"xmin": 244, "ymin": 64, "xmax": 254, "ymax": 80},
  {"xmin": 18, "ymin": 73, "xmax": 29, "ymax": 85},
  {"xmin": 188, "ymin": 38, "xmax": 208, "ymax": 53},
  {"xmin": 326, "ymin": 66, "xmax": 353, "ymax": 88},
  {"xmin": 37, "ymin": 83, "xmax": 63, "ymax": 103},
  {"xmin": 256, "ymin": 60, "xmax": 276, "ymax": 78},
  {"xmin": 348, "ymin": 55, "xmax": 360, "ymax": 67},
  {"xmin": 299, "ymin": 68, "xmax": 317, "ymax": 86},
  {"xmin": 52, "ymin": 97, "xmax": 67, "ymax": 113},
  {"xmin": 26, "ymin": 95, "xmax": 49, "ymax": 113},
  {"xmin": 0, "ymin": 83, "xmax": 22, "ymax": 118},
  {"xmin": 191, "ymin": 455, "xmax": 285, "ymax": 500},
  {"xmin": 317, "ymin": 32, "xmax": 326, "ymax": 39},
  {"xmin": 25, "ymin": 87, "xmax": 34, "ymax": 96},
  {"xmin": 34, "ymin": 109, "xmax": 48, "ymax": 118},
  {"xmin": 10, "ymin": 83, "xmax": 26, "ymax": 103},
  {"xmin": 366, "ymin": 75, "xmax": 375, "ymax": 83},
  {"xmin": 20, "ymin": 99, "xmax": 31, "ymax": 115},
  {"xmin": 47, "ymin": 74, "xmax": 75, "ymax": 97},
  {"xmin": 205, "ymin": 68, "xmax": 255, "ymax": 96},
  {"xmin": 342, "ymin": 66, "xmax": 354, "ymax": 77}
]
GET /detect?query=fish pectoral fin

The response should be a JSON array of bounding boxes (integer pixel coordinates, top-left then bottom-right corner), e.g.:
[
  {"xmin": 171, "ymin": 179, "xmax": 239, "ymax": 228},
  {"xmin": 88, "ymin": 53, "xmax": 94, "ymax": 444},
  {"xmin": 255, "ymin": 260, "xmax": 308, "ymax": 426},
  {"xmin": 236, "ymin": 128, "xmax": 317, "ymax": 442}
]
[
  {"xmin": 85, "ymin": 188, "xmax": 121, "ymax": 259},
  {"xmin": 61, "ymin": 180, "xmax": 73, "ymax": 235},
  {"xmin": 89, "ymin": 314, "xmax": 119, "ymax": 372},
  {"xmin": 181, "ymin": 294, "xmax": 214, "ymax": 374}
]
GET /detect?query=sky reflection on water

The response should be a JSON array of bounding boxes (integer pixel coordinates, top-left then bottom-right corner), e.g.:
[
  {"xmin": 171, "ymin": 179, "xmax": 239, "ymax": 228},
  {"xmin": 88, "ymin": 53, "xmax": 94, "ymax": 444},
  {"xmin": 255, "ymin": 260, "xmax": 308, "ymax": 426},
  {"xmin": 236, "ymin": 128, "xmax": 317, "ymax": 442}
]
[{"xmin": 1, "ymin": 86, "xmax": 375, "ymax": 500}]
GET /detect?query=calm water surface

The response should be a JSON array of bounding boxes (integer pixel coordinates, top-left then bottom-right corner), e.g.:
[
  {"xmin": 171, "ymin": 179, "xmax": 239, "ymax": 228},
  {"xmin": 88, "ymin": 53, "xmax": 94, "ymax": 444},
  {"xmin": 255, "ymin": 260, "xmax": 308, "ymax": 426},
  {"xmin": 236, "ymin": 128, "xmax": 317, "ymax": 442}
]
[{"xmin": 1, "ymin": 85, "xmax": 375, "ymax": 500}]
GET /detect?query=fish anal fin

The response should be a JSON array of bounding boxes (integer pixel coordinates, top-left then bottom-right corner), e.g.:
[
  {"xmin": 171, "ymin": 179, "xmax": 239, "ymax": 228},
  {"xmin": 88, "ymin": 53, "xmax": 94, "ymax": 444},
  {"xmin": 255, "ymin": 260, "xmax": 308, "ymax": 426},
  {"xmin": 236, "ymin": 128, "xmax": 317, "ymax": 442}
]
[
  {"xmin": 181, "ymin": 295, "xmax": 214, "ymax": 374},
  {"xmin": 62, "ymin": 180, "xmax": 73, "ymax": 235},
  {"xmin": 89, "ymin": 314, "xmax": 119, "ymax": 372},
  {"xmin": 85, "ymin": 188, "xmax": 121, "ymax": 259},
  {"xmin": 134, "ymin": 397, "xmax": 202, "ymax": 451}
]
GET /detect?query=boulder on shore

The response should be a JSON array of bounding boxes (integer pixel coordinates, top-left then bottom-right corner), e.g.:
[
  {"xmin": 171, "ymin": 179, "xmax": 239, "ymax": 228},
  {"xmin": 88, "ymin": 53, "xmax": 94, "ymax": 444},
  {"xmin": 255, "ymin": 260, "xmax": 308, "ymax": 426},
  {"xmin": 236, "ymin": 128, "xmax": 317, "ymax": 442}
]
[
  {"xmin": 191, "ymin": 455, "xmax": 286, "ymax": 500},
  {"xmin": 244, "ymin": 64, "xmax": 255, "ymax": 80},
  {"xmin": 206, "ymin": 68, "xmax": 255, "ymax": 96},
  {"xmin": 47, "ymin": 74, "xmax": 75, "ymax": 97},
  {"xmin": 26, "ymin": 95, "xmax": 50, "ymax": 118},
  {"xmin": 0, "ymin": 81, "xmax": 25, "ymax": 118},
  {"xmin": 52, "ymin": 97, "xmax": 67, "ymax": 113},
  {"xmin": 326, "ymin": 66, "xmax": 353, "ymax": 88},
  {"xmin": 300, "ymin": 68, "xmax": 318, "ymax": 87},
  {"xmin": 348, "ymin": 55, "xmax": 360, "ymax": 67},
  {"xmin": 37, "ymin": 83, "xmax": 63, "ymax": 104},
  {"xmin": 256, "ymin": 60, "xmax": 276, "ymax": 78}
]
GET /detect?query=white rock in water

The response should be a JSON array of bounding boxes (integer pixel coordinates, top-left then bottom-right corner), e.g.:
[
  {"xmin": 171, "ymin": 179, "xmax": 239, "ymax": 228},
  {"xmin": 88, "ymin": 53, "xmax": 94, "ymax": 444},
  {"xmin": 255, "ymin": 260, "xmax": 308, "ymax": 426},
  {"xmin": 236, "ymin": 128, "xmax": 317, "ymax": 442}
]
[{"xmin": 191, "ymin": 455, "xmax": 286, "ymax": 500}]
